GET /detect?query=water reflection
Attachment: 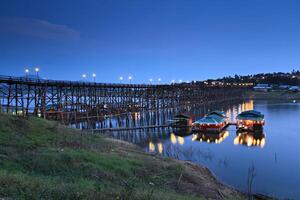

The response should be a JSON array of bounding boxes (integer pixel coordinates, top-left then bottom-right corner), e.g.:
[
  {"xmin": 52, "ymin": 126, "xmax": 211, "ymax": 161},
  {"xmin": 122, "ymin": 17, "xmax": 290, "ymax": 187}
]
[
  {"xmin": 157, "ymin": 143, "xmax": 163, "ymax": 154},
  {"xmin": 192, "ymin": 130, "xmax": 229, "ymax": 144},
  {"xmin": 170, "ymin": 133, "xmax": 186, "ymax": 145},
  {"xmin": 226, "ymin": 100, "xmax": 254, "ymax": 121},
  {"xmin": 172, "ymin": 127, "xmax": 193, "ymax": 137},
  {"xmin": 233, "ymin": 130, "xmax": 266, "ymax": 148}
]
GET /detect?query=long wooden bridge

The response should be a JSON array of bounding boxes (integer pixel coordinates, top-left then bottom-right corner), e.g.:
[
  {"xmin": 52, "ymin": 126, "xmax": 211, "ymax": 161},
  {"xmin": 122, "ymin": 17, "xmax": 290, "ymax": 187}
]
[{"xmin": 0, "ymin": 75, "xmax": 249, "ymax": 125}]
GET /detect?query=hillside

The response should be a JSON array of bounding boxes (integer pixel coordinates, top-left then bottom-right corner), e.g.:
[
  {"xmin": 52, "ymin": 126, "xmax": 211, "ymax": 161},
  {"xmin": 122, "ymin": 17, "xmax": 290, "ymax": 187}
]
[{"xmin": 0, "ymin": 113, "xmax": 245, "ymax": 199}]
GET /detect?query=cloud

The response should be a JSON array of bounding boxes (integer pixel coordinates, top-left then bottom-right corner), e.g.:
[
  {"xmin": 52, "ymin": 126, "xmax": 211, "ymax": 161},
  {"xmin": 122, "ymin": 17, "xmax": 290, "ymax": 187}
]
[{"xmin": 0, "ymin": 17, "xmax": 80, "ymax": 41}]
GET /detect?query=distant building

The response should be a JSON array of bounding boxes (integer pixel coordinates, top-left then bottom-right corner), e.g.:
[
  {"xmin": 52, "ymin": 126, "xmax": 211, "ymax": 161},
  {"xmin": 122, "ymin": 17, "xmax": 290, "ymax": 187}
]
[{"xmin": 253, "ymin": 84, "xmax": 272, "ymax": 92}]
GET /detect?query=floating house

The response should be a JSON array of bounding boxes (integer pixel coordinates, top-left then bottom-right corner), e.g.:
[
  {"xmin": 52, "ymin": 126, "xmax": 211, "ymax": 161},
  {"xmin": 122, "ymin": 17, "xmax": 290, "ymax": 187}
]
[
  {"xmin": 192, "ymin": 111, "xmax": 228, "ymax": 132},
  {"xmin": 236, "ymin": 110, "xmax": 264, "ymax": 131},
  {"xmin": 168, "ymin": 114, "xmax": 192, "ymax": 127}
]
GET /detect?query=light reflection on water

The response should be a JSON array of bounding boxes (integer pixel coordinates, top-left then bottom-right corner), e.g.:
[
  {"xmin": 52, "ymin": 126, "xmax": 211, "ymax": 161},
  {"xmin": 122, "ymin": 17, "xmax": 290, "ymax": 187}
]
[{"xmin": 110, "ymin": 100, "xmax": 300, "ymax": 199}]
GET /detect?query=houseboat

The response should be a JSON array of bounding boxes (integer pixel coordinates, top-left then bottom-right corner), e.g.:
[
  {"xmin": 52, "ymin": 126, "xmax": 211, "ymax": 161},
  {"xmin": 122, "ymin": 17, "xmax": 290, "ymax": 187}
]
[
  {"xmin": 236, "ymin": 110, "xmax": 265, "ymax": 131},
  {"xmin": 192, "ymin": 111, "xmax": 228, "ymax": 133},
  {"xmin": 168, "ymin": 114, "xmax": 192, "ymax": 127}
]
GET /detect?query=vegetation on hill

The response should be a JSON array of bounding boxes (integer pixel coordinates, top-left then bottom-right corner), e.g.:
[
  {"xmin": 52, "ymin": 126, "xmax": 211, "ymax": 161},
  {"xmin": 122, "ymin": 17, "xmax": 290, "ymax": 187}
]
[
  {"xmin": 0, "ymin": 114, "xmax": 245, "ymax": 199},
  {"xmin": 218, "ymin": 70, "xmax": 300, "ymax": 86}
]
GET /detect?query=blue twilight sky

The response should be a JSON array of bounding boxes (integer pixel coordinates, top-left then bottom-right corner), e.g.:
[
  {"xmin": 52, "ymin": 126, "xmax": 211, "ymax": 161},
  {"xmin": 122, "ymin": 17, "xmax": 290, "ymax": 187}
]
[{"xmin": 0, "ymin": 0, "xmax": 300, "ymax": 83}]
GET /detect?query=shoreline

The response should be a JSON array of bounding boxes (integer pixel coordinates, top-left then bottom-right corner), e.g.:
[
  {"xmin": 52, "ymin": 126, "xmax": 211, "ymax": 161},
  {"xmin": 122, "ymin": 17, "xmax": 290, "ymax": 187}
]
[
  {"xmin": 110, "ymin": 138, "xmax": 276, "ymax": 200},
  {"xmin": 248, "ymin": 91, "xmax": 300, "ymax": 100},
  {"xmin": 0, "ymin": 113, "xmax": 246, "ymax": 200},
  {"xmin": 108, "ymin": 138, "xmax": 246, "ymax": 199},
  {"xmin": 0, "ymin": 112, "xmax": 277, "ymax": 199}
]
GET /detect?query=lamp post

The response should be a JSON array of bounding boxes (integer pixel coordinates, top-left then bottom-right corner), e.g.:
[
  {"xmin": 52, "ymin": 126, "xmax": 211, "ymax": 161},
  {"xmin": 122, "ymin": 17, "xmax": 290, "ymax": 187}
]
[
  {"xmin": 149, "ymin": 78, "xmax": 153, "ymax": 84},
  {"xmin": 92, "ymin": 73, "xmax": 96, "ymax": 82},
  {"xmin": 35, "ymin": 67, "xmax": 40, "ymax": 78},
  {"xmin": 128, "ymin": 76, "xmax": 132, "ymax": 84},
  {"xmin": 25, "ymin": 69, "xmax": 29, "ymax": 78},
  {"xmin": 158, "ymin": 78, "xmax": 161, "ymax": 84},
  {"xmin": 82, "ymin": 74, "xmax": 87, "ymax": 81},
  {"xmin": 119, "ymin": 76, "xmax": 123, "ymax": 83}
]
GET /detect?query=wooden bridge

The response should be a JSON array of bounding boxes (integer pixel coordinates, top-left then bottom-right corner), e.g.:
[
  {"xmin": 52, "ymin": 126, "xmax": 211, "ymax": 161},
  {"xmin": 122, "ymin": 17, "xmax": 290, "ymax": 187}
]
[{"xmin": 0, "ymin": 75, "xmax": 249, "ymax": 125}]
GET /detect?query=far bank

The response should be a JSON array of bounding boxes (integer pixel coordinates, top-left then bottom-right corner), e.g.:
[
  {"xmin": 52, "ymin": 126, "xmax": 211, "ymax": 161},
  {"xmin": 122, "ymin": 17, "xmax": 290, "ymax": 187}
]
[{"xmin": 247, "ymin": 91, "xmax": 300, "ymax": 100}]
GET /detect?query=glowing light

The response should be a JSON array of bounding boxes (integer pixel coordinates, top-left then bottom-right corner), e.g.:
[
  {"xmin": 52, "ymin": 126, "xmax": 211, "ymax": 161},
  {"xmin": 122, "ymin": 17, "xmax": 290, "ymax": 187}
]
[
  {"xmin": 170, "ymin": 133, "xmax": 177, "ymax": 144},
  {"xmin": 171, "ymin": 80, "xmax": 175, "ymax": 84},
  {"xmin": 253, "ymin": 139, "xmax": 257, "ymax": 145},
  {"xmin": 132, "ymin": 112, "xmax": 141, "ymax": 120},
  {"xmin": 157, "ymin": 143, "xmax": 163, "ymax": 154},
  {"xmin": 128, "ymin": 76, "xmax": 132, "ymax": 80},
  {"xmin": 247, "ymin": 136, "xmax": 253, "ymax": 147},
  {"xmin": 192, "ymin": 134, "xmax": 197, "ymax": 141},
  {"xmin": 149, "ymin": 78, "xmax": 153, "ymax": 82},
  {"xmin": 178, "ymin": 136, "xmax": 184, "ymax": 145},
  {"xmin": 25, "ymin": 69, "xmax": 29, "ymax": 73},
  {"xmin": 92, "ymin": 73, "xmax": 96, "ymax": 78},
  {"xmin": 149, "ymin": 142, "xmax": 155, "ymax": 152},
  {"xmin": 35, "ymin": 67, "xmax": 40, "ymax": 72},
  {"xmin": 119, "ymin": 76, "xmax": 124, "ymax": 81},
  {"xmin": 82, "ymin": 74, "xmax": 87, "ymax": 78},
  {"xmin": 260, "ymin": 138, "xmax": 266, "ymax": 148},
  {"xmin": 223, "ymin": 131, "xmax": 229, "ymax": 138}
]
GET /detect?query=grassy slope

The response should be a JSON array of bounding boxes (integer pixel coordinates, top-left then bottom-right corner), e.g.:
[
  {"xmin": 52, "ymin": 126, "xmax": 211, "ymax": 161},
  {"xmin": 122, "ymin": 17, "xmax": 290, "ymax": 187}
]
[{"xmin": 0, "ymin": 114, "xmax": 244, "ymax": 200}]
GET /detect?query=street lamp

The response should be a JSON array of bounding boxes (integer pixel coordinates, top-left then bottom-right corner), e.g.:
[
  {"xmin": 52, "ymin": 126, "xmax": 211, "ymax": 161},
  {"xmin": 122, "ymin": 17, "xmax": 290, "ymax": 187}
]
[
  {"xmin": 35, "ymin": 67, "xmax": 40, "ymax": 78},
  {"xmin": 119, "ymin": 76, "xmax": 123, "ymax": 83},
  {"xmin": 158, "ymin": 78, "xmax": 161, "ymax": 84},
  {"xmin": 149, "ymin": 78, "xmax": 153, "ymax": 84},
  {"xmin": 82, "ymin": 74, "xmax": 87, "ymax": 81},
  {"xmin": 128, "ymin": 76, "xmax": 132, "ymax": 84},
  {"xmin": 92, "ymin": 73, "xmax": 96, "ymax": 82},
  {"xmin": 25, "ymin": 69, "xmax": 29, "ymax": 78}
]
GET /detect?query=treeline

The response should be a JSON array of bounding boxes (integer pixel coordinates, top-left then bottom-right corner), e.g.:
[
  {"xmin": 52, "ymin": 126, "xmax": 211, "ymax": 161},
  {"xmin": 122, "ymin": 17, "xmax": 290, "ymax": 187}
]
[{"xmin": 215, "ymin": 70, "xmax": 300, "ymax": 86}]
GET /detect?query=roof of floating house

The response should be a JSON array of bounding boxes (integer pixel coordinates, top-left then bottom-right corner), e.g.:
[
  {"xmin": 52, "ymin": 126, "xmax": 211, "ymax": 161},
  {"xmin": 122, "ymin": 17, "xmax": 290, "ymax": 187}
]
[
  {"xmin": 194, "ymin": 111, "xmax": 226, "ymax": 125},
  {"xmin": 173, "ymin": 114, "xmax": 191, "ymax": 120},
  {"xmin": 207, "ymin": 111, "xmax": 226, "ymax": 118},
  {"xmin": 236, "ymin": 110, "xmax": 264, "ymax": 121}
]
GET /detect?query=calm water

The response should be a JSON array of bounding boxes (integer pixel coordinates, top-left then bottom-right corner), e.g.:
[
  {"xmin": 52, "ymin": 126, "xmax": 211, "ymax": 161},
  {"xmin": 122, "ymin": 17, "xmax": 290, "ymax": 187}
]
[{"xmin": 110, "ymin": 100, "xmax": 300, "ymax": 199}]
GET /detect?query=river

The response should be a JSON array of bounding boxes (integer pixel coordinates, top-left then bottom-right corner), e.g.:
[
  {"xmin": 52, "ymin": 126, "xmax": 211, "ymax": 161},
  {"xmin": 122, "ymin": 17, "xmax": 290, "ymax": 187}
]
[{"xmin": 109, "ymin": 99, "xmax": 300, "ymax": 199}]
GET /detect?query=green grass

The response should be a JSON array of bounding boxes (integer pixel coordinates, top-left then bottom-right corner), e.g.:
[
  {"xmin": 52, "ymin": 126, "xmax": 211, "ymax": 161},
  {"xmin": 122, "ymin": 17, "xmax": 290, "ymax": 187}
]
[{"xmin": 0, "ymin": 113, "xmax": 206, "ymax": 200}]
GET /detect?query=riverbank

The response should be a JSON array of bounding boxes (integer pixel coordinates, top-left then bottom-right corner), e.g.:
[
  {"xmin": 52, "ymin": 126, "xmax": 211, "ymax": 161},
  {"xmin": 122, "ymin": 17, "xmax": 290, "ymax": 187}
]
[
  {"xmin": 0, "ymin": 114, "xmax": 276, "ymax": 200},
  {"xmin": 248, "ymin": 91, "xmax": 300, "ymax": 100}
]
